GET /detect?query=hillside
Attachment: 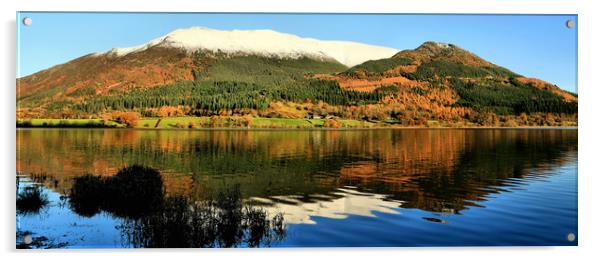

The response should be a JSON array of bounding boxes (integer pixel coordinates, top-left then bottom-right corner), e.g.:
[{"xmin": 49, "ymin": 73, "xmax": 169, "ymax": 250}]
[
  {"xmin": 16, "ymin": 29, "xmax": 577, "ymax": 127},
  {"xmin": 314, "ymin": 41, "xmax": 577, "ymax": 124}
]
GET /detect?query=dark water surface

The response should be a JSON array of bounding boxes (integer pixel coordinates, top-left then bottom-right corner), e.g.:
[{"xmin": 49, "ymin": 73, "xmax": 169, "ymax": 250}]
[{"xmin": 16, "ymin": 129, "xmax": 578, "ymax": 247}]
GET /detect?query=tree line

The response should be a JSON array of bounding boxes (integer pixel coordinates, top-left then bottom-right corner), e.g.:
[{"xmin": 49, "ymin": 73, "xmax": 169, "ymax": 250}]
[
  {"xmin": 74, "ymin": 79, "xmax": 384, "ymax": 115},
  {"xmin": 449, "ymin": 78, "xmax": 577, "ymax": 115}
]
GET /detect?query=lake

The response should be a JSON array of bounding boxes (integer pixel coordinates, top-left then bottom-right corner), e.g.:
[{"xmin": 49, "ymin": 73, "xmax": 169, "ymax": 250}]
[{"xmin": 16, "ymin": 128, "xmax": 578, "ymax": 248}]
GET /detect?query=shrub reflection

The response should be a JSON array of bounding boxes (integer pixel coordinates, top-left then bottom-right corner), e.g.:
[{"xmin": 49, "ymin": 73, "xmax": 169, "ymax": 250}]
[
  {"xmin": 70, "ymin": 165, "xmax": 164, "ymax": 218},
  {"xmin": 69, "ymin": 165, "xmax": 286, "ymax": 248},
  {"xmin": 16, "ymin": 185, "xmax": 49, "ymax": 215}
]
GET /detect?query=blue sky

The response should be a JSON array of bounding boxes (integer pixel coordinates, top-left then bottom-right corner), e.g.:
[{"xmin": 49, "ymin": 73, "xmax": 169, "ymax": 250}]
[{"xmin": 17, "ymin": 12, "xmax": 577, "ymax": 92}]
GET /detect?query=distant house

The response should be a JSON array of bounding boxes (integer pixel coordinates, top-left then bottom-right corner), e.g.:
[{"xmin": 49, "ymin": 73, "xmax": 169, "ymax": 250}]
[{"xmin": 307, "ymin": 113, "xmax": 323, "ymax": 120}]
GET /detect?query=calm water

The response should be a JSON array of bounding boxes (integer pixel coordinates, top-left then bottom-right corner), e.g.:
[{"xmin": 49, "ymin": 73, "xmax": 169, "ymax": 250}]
[{"xmin": 16, "ymin": 129, "xmax": 578, "ymax": 248}]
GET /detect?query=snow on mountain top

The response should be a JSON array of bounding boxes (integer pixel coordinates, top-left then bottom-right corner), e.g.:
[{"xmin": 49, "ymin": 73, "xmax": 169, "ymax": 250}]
[{"xmin": 100, "ymin": 27, "xmax": 400, "ymax": 67}]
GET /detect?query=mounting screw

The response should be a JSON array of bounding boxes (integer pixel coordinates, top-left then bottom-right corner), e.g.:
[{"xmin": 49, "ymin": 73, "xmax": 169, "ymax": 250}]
[
  {"xmin": 23, "ymin": 233, "xmax": 32, "ymax": 244},
  {"xmin": 22, "ymin": 17, "xmax": 32, "ymax": 26},
  {"xmin": 567, "ymin": 232, "xmax": 576, "ymax": 242},
  {"xmin": 566, "ymin": 19, "xmax": 575, "ymax": 29}
]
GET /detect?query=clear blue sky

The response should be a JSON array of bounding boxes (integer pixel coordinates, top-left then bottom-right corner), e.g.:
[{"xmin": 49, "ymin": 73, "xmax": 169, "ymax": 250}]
[{"xmin": 17, "ymin": 12, "xmax": 577, "ymax": 92}]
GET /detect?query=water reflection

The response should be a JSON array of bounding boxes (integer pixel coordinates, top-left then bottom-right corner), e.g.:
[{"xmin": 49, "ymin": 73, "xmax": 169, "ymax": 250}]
[
  {"xmin": 250, "ymin": 187, "xmax": 401, "ymax": 224},
  {"xmin": 119, "ymin": 188, "xmax": 286, "ymax": 248},
  {"xmin": 16, "ymin": 129, "xmax": 578, "ymax": 247},
  {"xmin": 66, "ymin": 165, "xmax": 286, "ymax": 248},
  {"xmin": 70, "ymin": 165, "xmax": 164, "ymax": 218},
  {"xmin": 16, "ymin": 183, "xmax": 49, "ymax": 215}
]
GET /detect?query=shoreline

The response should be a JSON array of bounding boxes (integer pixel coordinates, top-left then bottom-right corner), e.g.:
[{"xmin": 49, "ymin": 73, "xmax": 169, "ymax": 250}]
[
  {"xmin": 16, "ymin": 126, "xmax": 578, "ymax": 131},
  {"xmin": 16, "ymin": 117, "xmax": 578, "ymax": 131}
]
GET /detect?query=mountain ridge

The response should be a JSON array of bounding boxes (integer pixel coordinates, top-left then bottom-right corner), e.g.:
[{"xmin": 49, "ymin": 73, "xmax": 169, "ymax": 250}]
[
  {"xmin": 16, "ymin": 28, "xmax": 577, "ymax": 127},
  {"xmin": 94, "ymin": 27, "xmax": 400, "ymax": 67}
]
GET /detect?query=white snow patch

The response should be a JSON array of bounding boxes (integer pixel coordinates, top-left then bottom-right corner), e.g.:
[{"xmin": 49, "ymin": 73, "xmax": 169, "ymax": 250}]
[{"xmin": 97, "ymin": 27, "xmax": 400, "ymax": 67}]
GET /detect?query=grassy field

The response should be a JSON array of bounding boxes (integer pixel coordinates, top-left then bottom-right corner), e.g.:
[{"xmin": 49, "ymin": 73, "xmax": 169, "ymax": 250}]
[
  {"xmin": 16, "ymin": 117, "xmax": 578, "ymax": 129},
  {"xmin": 16, "ymin": 117, "xmax": 380, "ymax": 129},
  {"xmin": 17, "ymin": 119, "xmax": 124, "ymax": 128},
  {"xmin": 136, "ymin": 117, "xmax": 375, "ymax": 129}
]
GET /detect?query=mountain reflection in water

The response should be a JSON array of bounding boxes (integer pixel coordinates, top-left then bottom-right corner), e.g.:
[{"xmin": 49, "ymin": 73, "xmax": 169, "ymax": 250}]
[
  {"xmin": 250, "ymin": 187, "xmax": 401, "ymax": 224},
  {"xmin": 16, "ymin": 129, "xmax": 577, "ymax": 247}
]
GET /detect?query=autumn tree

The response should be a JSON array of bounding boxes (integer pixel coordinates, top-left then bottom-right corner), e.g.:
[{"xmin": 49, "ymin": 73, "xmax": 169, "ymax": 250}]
[
  {"xmin": 323, "ymin": 119, "xmax": 340, "ymax": 128},
  {"xmin": 475, "ymin": 112, "xmax": 499, "ymax": 126},
  {"xmin": 241, "ymin": 115, "xmax": 253, "ymax": 128},
  {"xmin": 157, "ymin": 106, "xmax": 182, "ymax": 117},
  {"xmin": 112, "ymin": 112, "xmax": 141, "ymax": 128}
]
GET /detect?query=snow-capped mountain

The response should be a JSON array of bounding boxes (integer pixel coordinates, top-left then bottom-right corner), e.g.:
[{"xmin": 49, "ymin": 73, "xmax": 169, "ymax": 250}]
[
  {"xmin": 98, "ymin": 27, "xmax": 400, "ymax": 67},
  {"xmin": 16, "ymin": 27, "xmax": 578, "ymax": 121}
]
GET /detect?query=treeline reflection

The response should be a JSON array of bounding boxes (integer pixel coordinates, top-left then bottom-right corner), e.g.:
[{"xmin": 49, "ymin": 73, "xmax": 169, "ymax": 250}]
[{"xmin": 18, "ymin": 129, "xmax": 577, "ymax": 215}]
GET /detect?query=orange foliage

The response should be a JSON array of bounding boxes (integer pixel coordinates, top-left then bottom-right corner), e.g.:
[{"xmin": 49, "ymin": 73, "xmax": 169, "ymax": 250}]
[
  {"xmin": 311, "ymin": 74, "xmax": 424, "ymax": 92},
  {"xmin": 241, "ymin": 115, "xmax": 253, "ymax": 128},
  {"xmin": 515, "ymin": 77, "xmax": 577, "ymax": 102},
  {"xmin": 111, "ymin": 112, "xmax": 141, "ymax": 127},
  {"xmin": 17, "ymin": 48, "xmax": 199, "ymax": 103},
  {"xmin": 157, "ymin": 106, "xmax": 184, "ymax": 117},
  {"xmin": 323, "ymin": 119, "xmax": 341, "ymax": 128}
]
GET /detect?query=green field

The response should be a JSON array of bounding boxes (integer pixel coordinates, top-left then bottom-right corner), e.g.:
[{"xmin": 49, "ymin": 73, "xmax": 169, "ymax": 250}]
[
  {"xmin": 17, "ymin": 119, "xmax": 124, "ymax": 128},
  {"xmin": 137, "ymin": 117, "xmax": 375, "ymax": 129},
  {"xmin": 17, "ymin": 116, "xmax": 577, "ymax": 129},
  {"xmin": 17, "ymin": 117, "xmax": 377, "ymax": 129}
]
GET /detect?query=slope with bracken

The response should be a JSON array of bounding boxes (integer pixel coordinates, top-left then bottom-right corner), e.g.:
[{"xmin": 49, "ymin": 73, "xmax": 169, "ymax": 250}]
[{"xmin": 312, "ymin": 41, "xmax": 577, "ymax": 123}]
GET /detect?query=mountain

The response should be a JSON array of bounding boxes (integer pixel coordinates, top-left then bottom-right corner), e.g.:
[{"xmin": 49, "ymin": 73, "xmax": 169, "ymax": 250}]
[
  {"xmin": 17, "ymin": 27, "xmax": 398, "ymax": 115},
  {"xmin": 315, "ymin": 41, "xmax": 577, "ymax": 117},
  {"xmin": 341, "ymin": 41, "xmax": 507, "ymax": 78},
  {"xmin": 100, "ymin": 27, "xmax": 400, "ymax": 67},
  {"xmin": 16, "ymin": 28, "xmax": 577, "ymax": 127}
]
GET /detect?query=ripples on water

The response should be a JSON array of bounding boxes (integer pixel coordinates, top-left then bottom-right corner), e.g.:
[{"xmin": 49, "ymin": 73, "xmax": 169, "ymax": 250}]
[{"xmin": 16, "ymin": 129, "xmax": 577, "ymax": 247}]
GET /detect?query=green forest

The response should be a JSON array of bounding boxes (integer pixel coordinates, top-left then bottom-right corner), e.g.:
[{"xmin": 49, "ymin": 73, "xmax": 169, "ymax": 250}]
[{"xmin": 74, "ymin": 79, "xmax": 385, "ymax": 115}]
